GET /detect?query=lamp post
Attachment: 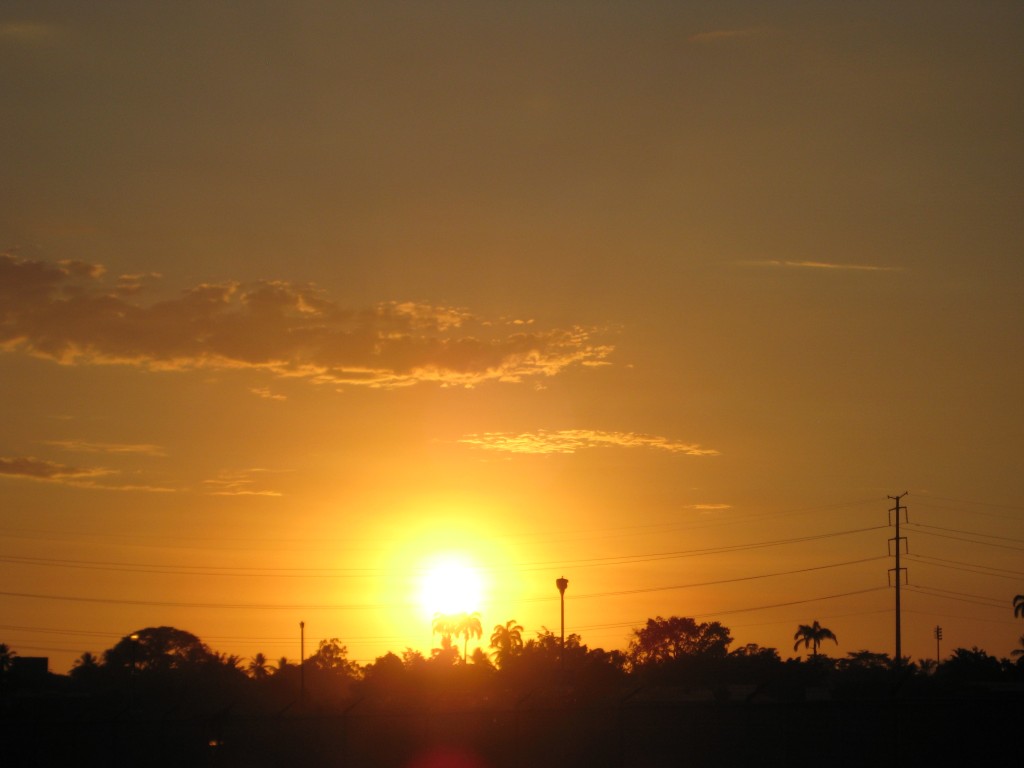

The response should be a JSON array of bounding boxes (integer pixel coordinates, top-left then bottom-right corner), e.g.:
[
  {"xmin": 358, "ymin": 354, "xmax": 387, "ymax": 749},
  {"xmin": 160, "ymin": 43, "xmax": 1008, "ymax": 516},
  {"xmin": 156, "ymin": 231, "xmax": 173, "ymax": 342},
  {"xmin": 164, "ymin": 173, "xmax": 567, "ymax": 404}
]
[
  {"xmin": 128, "ymin": 632, "xmax": 140, "ymax": 704},
  {"xmin": 299, "ymin": 621, "xmax": 305, "ymax": 706},
  {"xmin": 556, "ymin": 576, "xmax": 568, "ymax": 671}
]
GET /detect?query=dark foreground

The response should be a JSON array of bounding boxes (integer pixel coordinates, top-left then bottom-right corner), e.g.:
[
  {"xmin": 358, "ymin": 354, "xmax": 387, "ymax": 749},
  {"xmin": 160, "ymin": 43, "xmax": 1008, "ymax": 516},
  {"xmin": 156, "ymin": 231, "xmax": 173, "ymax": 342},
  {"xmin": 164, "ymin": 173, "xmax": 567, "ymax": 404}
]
[{"xmin": 4, "ymin": 691, "xmax": 1021, "ymax": 767}]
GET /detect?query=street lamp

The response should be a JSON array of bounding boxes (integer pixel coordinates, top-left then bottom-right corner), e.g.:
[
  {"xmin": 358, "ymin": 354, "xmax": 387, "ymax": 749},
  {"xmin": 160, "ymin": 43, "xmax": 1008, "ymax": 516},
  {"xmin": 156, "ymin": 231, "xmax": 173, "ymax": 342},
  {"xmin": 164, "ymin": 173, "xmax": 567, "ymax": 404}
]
[
  {"xmin": 556, "ymin": 576, "xmax": 568, "ymax": 671},
  {"xmin": 129, "ymin": 633, "xmax": 140, "ymax": 675},
  {"xmin": 299, "ymin": 621, "xmax": 305, "ymax": 706}
]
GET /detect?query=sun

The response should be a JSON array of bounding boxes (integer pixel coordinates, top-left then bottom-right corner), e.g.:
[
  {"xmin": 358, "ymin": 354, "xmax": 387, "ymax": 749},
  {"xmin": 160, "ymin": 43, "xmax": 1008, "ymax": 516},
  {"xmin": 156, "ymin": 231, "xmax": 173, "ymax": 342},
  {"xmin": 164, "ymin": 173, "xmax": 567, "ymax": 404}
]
[{"xmin": 418, "ymin": 554, "xmax": 484, "ymax": 618}]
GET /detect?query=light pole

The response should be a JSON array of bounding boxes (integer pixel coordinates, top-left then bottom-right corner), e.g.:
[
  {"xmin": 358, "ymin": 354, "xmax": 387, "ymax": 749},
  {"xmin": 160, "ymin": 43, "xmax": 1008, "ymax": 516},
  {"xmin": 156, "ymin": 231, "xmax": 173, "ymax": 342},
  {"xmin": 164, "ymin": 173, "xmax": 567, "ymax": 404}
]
[
  {"xmin": 299, "ymin": 620, "xmax": 305, "ymax": 706},
  {"xmin": 556, "ymin": 576, "xmax": 568, "ymax": 671}
]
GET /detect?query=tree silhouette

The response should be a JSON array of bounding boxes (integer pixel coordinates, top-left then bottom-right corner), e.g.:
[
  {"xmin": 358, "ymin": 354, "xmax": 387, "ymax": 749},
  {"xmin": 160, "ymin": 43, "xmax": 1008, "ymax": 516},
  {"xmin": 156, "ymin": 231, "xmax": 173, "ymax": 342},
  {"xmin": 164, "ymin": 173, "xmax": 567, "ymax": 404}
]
[
  {"xmin": 432, "ymin": 613, "xmax": 456, "ymax": 646},
  {"xmin": 489, "ymin": 619, "xmax": 524, "ymax": 668},
  {"xmin": 1014, "ymin": 594, "xmax": 1024, "ymax": 618},
  {"xmin": 1011, "ymin": 634, "xmax": 1024, "ymax": 659},
  {"xmin": 306, "ymin": 638, "xmax": 359, "ymax": 677},
  {"xmin": 247, "ymin": 652, "xmax": 271, "ymax": 680},
  {"xmin": 627, "ymin": 616, "xmax": 733, "ymax": 666},
  {"xmin": 455, "ymin": 612, "xmax": 483, "ymax": 663},
  {"xmin": 0, "ymin": 643, "xmax": 15, "ymax": 676},
  {"xmin": 104, "ymin": 626, "xmax": 214, "ymax": 673},
  {"xmin": 69, "ymin": 651, "xmax": 103, "ymax": 687},
  {"xmin": 793, "ymin": 621, "xmax": 838, "ymax": 657},
  {"xmin": 432, "ymin": 612, "xmax": 482, "ymax": 663}
]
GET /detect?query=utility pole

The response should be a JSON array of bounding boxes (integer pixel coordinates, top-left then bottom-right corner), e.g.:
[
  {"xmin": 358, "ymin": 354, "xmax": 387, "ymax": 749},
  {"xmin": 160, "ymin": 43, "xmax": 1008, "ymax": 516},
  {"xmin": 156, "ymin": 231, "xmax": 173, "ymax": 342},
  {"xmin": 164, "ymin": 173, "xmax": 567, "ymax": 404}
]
[
  {"xmin": 888, "ymin": 493, "xmax": 908, "ymax": 665},
  {"xmin": 934, "ymin": 625, "xmax": 942, "ymax": 664}
]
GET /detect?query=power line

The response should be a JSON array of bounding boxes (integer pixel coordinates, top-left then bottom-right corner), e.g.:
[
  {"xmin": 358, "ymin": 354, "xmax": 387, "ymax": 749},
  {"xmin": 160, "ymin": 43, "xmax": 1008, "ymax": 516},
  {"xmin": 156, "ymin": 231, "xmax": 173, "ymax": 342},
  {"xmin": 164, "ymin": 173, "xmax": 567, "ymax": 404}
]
[
  {"xmin": 906, "ymin": 522, "xmax": 1024, "ymax": 545},
  {"xmin": 0, "ymin": 525, "xmax": 889, "ymax": 577},
  {"xmin": 905, "ymin": 554, "xmax": 1024, "ymax": 581},
  {"xmin": 916, "ymin": 493, "xmax": 1024, "ymax": 512},
  {"xmin": 904, "ymin": 585, "xmax": 1007, "ymax": 610},
  {"xmin": 570, "ymin": 587, "xmax": 890, "ymax": 632},
  {"xmin": 0, "ymin": 590, "xmax": 387, "ymax": 610},
  {"xmin": 530, "ymin": 556, "xmax": 888, "ymax": 602},
  {"xmin": 908, "ymin": 528, "xmax": 1024, "ymax": 552}
]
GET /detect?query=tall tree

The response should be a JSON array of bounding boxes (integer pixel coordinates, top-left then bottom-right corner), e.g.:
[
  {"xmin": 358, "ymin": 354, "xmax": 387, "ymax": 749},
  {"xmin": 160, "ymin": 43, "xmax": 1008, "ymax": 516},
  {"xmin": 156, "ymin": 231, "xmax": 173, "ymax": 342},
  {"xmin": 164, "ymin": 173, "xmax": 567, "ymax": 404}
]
[
  {"xmin": 455, "ymin": 612, "xmax": 483, "ymax": 663},
  {"xmin": 627, "ymin": 616, "xmax": 733, "ymax": 666},
  {"xmin": 0, "ymin": 643, "xmax": 15, "ymax": 676},
  {"xmin": 793, "ymin": 621, "xmax": 838, "ymax": 657},
  {"xmin": 306, "ymin": 638, "xmax": 359, "ymax": 678},
  {"xmin": 432, "ymin": 613, "xmax": 456, "ymax": 650},
  {"xmin": 489, "ymin": 620, "xmax": 524, "ymax": 668},
  {"xmin": 247, "ymin": 652, "xmax": 271, "ymax": 680},
  {"xmin": 1013, "ymin": 594, "xmax": 1024, "ymax": 618},
  {"xmin": 103, "ymin": 627, "xmax": 214, "ymax": 673},
  {"xmin": 69, "ymin": 651, "xmax": 102, "ymax": 686},
  {"xmin": 1011, "ymin": 635, "xmax": 1024, "ymax": 659},
  {"xmin": 432, "ymin": 612, "xmax": 482, "ymax": 663}
]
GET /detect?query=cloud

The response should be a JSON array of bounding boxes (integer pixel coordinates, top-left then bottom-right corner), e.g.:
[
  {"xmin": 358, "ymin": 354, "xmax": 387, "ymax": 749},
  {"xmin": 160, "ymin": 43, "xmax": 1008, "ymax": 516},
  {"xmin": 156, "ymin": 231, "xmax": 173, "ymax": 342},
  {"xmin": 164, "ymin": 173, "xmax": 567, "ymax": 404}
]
[
  {"xmin": 687, "ymin": 503, "xmax": 732, "ymax": 511},
  {"xmin": 0, "ymin": 456, "xmax": 110, "ymax": 480},
  {"xmin": 688, "ymin": 27, "xmax": 768, "ymax": 44},
  {"xmin": 0, "ymin": 21, "xmax": 62, "ymax": 44},
  {"xmin": 43, "ymin": 439, "xmax": 166, "ymax": 456},
  {"xmin": 0, "ymin": 455, "xmax": 175, "ymax": 493},
  {"xmin": 203, "ymin": 469, "xmax": 284, "ymax": 497},
  {"xmin": 458, "ymin": 429, "xmax": 719, "ymax": 456},
  {"xmin": 249, "ymin": 387, "xmax": 287, "ymax": 401},
  {"xmin": 741, "ymin": 260, "xmax": 904, "ymax": 273},
  {"xmin": 0, "ymin": 254, "xmax": 614, "ymax": 388}
]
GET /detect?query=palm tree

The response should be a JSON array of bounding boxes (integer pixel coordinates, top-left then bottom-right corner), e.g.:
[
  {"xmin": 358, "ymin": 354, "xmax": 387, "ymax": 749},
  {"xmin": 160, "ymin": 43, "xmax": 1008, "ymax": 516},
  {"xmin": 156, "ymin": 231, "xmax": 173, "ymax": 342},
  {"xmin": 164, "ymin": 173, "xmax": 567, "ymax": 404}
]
[
  {"xmin": 1013, "ymin": 594, "xmax": 1024, "ymax": 618},
  {"xmin": 455, "ymin": 612, "xmax": 483, "ymax": 663},
  {"xmin": 247, "ymin": 652, "xmax": 271, "ymax": 680},
  {"xmin": 793, "ymin": 621, "xmax": 838, "ymax": 657},
  {"xmin": 489, "ymin": 619, "xmax": 524, "ymax": 668},
  {"xmin": 432, "ymin": 613, "xmax": 456, "ymax": 646},
  {"xmin": 0, "ymin": 643, "xmax": 15, "ymax": 676},
  {"xmin": 72, "ymin": 651, "xmax": 99, "ymax": 671},
  {"xmin": 1011, "ymin": 634, "xmax": 1024, "ymax": 659}
]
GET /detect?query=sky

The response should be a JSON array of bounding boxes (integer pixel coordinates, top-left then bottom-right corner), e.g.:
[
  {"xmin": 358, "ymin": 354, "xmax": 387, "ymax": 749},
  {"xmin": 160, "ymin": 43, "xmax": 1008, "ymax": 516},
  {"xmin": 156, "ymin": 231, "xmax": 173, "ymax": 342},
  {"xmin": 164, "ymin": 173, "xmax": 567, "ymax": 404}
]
[{"xmin": 1, "ymin": 2, "xmax": 1022, "ymax": 674}]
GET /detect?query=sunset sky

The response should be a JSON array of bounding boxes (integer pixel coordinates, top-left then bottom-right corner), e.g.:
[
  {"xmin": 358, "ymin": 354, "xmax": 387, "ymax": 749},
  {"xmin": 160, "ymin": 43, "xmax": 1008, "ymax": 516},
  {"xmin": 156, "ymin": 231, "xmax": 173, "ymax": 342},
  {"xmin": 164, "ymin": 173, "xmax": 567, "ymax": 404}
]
[{"xmin": 2, "ymin": 2, "xmax": 1022, "ymax": 674}]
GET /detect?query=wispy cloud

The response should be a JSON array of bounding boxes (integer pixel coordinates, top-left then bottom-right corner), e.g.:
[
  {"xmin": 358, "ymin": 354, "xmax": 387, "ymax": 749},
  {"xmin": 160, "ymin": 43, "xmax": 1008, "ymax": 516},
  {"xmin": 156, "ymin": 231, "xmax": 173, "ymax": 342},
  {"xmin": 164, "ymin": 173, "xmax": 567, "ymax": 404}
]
[
  {"xmin": 741, "ymin": 260, "xmax": 904, "ymax": 273},
  {"xmin": 458, "ymin": 429, "xmax": 719, "ymax": 456},
  {"xmin": 43, "ymin": 439, "xmax": 167, "ymax": 457},
  {"xmin": 687, "ymin": 503, "xmax": 732, "ymax": 511},
  {"xmin": 688, "ymin": 27, "xmax": 769, "ymax": 44},
  {"xmin": 0, "ymin": 21, "xmax": 62, "ymax": 44},
  {"xmin": 0, "ymin": 255, "xmax": 614, "ymax": 388},
  {"xmin": 249, "ymin": 387, "xmax": 287, "ymax": 401},
  {"xmin": 0, "ymin": 455, "xmax": 174, "ymax": 492},
  {"xmin": 0, "ymin": 456, "xmax": 111, "ymax": 481},
  {"xmin": 203, "ymin": 469, "xmax": 284, "ymax": 497}
]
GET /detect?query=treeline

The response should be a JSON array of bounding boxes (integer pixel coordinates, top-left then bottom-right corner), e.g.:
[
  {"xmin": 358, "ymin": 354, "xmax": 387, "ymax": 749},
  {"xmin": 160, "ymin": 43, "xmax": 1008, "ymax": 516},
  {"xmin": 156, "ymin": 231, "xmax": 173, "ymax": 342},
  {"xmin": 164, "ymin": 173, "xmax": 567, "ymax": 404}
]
[
  {"xmin": 3, "ymin": 616, "xmax": 1023, "ymax": 715},
  {"xmin": 2, "ymin": 620, "xmax": 1022, "ymax": 767}
]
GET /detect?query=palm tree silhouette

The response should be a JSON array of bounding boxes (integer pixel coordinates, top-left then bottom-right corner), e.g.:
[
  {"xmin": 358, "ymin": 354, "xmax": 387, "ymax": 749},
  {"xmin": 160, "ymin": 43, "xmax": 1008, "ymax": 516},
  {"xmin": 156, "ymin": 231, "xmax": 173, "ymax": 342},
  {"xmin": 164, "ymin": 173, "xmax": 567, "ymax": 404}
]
[
  {"xmin": 455, "ymin": 612, "xmax": 483, "ymax": 663},
  {"xmin": 432, "ymin": 612, "xmax": 483, "ymax": 663},
  {"xmin": 1013, "ymin": 594, "xmax": 1024, "ymax": 618},
  {"xmin": 793, "ymin": 621, "xmax": 838, "ymax": 657},
  {"xmin": 432, "ymin": 613, "xmax": 456, "ymax": 646},
  {"xmin": 1011, "ymin": 634, "xmax": 1024, "ymax": 659},
  {"xmin": 0, "ymin": 643, "xmax": 15, "ymax": 676},
  {"xmin": 489, "ymin": 620, "xmax": 524, "ymax": 667},
  {"xmin": 247, "ymin": 652, "xmax": 271, "ymax": 680}
]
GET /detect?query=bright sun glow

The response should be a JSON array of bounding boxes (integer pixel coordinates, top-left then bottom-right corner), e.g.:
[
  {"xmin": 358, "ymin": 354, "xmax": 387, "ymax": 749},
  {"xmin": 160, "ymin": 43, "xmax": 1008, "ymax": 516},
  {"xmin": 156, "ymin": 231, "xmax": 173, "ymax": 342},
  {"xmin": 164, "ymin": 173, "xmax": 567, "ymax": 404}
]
[{"xmin": 418, "ymin": 555, "xmax": 484, "ymax": 617}]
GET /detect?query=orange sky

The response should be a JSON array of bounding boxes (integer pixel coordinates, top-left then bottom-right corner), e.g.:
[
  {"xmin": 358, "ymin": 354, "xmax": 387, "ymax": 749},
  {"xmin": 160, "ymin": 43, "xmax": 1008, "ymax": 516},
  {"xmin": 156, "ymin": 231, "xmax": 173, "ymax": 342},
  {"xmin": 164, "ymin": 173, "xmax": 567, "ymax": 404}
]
[{"xmin": 1, "ymin": 2, "xmax": 1022, "ymax": 673}]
